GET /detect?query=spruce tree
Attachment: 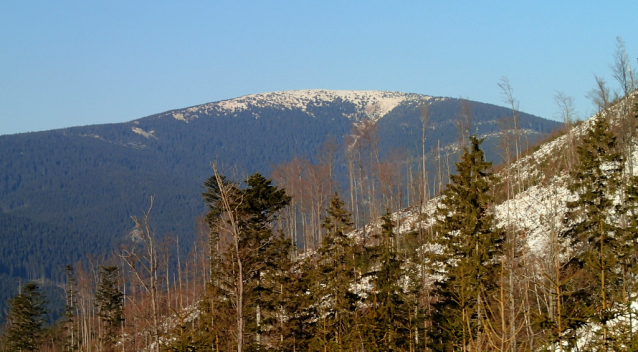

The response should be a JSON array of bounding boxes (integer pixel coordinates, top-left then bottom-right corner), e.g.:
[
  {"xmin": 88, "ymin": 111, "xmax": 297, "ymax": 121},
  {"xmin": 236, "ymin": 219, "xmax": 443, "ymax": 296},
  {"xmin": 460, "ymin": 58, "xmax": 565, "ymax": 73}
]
[
  {"xmin": 202, "ymin": 172, "xmax": 292, "ymax": 350},
  {"xmin": 613, "ymin": 173, "xmax": 638, "ymax": 350},
  {"xmin": 200, "ymin": 173, "xmax": 240, "ymax": 350},
  {"xmin": 279, "ymin": 256, "xmax": 320, "ymax": 351},
  {"xmin": 309, "ymin": 194, "xmax": 359, "ymax": 351},
  {"xmin": 163, "ymin": 310, "xmax": 207, "ymax": 352},
  {"xmin": 427, "ymin": 136, "xmax": 504, "ymax": 351},
  {"xmin": 562, "ymin": 116, "xmax": 624, "ymax": 350},
  {"xmin": 4, "ymin": 282, "xmax": 48, "ymax": 352},
  {"xmin": 363, "ymin": 212, "xmax": 411, "ymax": 351},
  {"xmin": 241, "ymin": 173, "xmax": 293, "ymax": 350},
  {"xmin": 95, "ymin": 266, "xmax": 124, "ymax": 352}
]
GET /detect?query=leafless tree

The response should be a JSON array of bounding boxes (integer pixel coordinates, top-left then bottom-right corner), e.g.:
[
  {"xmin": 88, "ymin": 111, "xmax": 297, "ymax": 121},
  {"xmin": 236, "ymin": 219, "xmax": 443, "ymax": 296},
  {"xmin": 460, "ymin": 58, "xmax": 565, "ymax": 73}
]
[
  {"xmin": 587, "ymin": 75, "xmax": 613, "ymax": 113},
  {"xmin": 457, "ymin": 98, "xmax": 474, "ymax": 149},
  {"xmin": 611, "ymin": 36, "xmax": 636, "ymax": 97},
  {"xmin": 554, "ymin": 91, "xmax": 577, "ymax": 170},
  {"xmin": 209, "ymin": 163, "xmax": 245, "ymax": 352},
  {"xmin": 120, "ymin": 198, "xmax": 161, "ymax": 352}
]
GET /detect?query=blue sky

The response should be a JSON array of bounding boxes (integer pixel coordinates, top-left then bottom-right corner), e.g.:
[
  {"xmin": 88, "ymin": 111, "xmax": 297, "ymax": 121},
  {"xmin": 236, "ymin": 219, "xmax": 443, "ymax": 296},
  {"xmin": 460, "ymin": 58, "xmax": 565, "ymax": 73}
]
[{"xmin": 1, "ymin": 1, "xmax": 636, "ymax": 135}]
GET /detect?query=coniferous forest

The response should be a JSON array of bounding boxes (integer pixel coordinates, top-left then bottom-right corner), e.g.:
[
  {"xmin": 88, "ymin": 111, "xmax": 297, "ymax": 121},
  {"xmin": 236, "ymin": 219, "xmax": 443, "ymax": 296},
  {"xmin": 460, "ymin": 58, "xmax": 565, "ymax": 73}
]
[{"xmin": 3, "ymin": 44, "xmax": 638, "ymax": 352}]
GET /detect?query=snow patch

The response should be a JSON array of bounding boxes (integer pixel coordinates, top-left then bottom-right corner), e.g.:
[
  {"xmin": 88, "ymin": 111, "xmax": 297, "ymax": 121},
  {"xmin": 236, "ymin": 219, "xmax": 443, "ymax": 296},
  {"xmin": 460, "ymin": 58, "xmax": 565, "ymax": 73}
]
[
  {"xmin": 80, "ymin": 134, "xmax": 101, "ymax": 139},
  {"xmin": 172, "ymin": 112, "xmax": 187, "ymax": 122},
  {"xmin": 131, "ymin": 127, "xmax": 156, "ymax": 139}
]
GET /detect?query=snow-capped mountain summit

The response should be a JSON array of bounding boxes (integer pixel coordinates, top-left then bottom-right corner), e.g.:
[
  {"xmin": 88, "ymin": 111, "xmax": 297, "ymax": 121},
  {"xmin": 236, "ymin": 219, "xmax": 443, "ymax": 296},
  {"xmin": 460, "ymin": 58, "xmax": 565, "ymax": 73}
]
[{"xmin": 151, "ymin": 90, "xmax": 444, "ymax": 124}]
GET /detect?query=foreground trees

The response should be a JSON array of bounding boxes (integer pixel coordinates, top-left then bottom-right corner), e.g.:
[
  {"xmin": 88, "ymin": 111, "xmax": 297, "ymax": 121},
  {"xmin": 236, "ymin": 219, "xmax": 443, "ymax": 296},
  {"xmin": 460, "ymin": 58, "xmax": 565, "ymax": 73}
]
[
  {"xmin": 427, "ymin": 136, "xmax": 505, "ymax": 351},
  {"xmin": 95, "ymin": 266, "xmax": 124, "ymax": 352},
  {"xmin": 557, "ymin": 112, "xmax": 638, "ymax": 350},
  {"xmin": 309, "ymin": 194, "xmax": 359, "ymax": 350},
  {"xmin": 363, "ymin": 212, "xmax": 421, "ymax": 350},
  {"xmin": 4, "ymin": 283, "xmax": 47, "ymax": 351},
  {"xmin": 199, "ymin": 175, "xmax": 426, "ymax": 351},
  {"xmin": 201, "ymin": 171, "xmax": 293, "ymax": 351}
]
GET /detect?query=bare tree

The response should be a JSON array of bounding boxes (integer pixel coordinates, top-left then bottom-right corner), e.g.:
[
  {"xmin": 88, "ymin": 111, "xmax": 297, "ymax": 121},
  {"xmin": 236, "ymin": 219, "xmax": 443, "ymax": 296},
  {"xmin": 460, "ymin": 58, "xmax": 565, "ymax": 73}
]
[
  {"xmin": 499, "ymin": 77, "xmax": 521, "ymax": 161},
  {"xmin": 457, "ymin": 98, "xmax": 474, "ymax": 149},
  {"xmin": 611, "ymin": 36, "xmax": 636, "ymax": 97},
  {"xmin": 554, "ymin": 91, "xmax": 577, "ymax": 170},
  {"xmin": 587, "ymin": 75, "xmax": 613, "ymax": 113},
  {"xmin": 209, "ymin": 163, "xmax": 245, "ymax": 352},
  {"xmin": 120, "ymin": 198, "xmax": 161, "ymax": 352},
  {"xmin": 498, "ymin": 77, "xmax": 528, "ymax": 351},
  {"xmin": 420, "ymin": 103, "xmax": 430, "ymax": 208}
]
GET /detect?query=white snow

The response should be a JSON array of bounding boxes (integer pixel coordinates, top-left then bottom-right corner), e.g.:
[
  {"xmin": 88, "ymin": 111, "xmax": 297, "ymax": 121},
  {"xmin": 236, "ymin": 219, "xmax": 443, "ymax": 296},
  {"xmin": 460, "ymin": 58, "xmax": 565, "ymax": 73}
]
[
  {"xmin": 168, "ymin": 89, "xmax": 439, "ymax": 123},
  {"xmin": 387, "ymin": 93, "xmax": 638, "ymax": 262},
  {"xmin": 494, "ymin": 177, "xmax": 574, "ymax": 257},
  {"xmin": 131, "ymin": 127, "xmax": 156, "ymax": 139},
  {"xmin": 172, "ymin": 112, "xmax": 188, "ymax": 122}
]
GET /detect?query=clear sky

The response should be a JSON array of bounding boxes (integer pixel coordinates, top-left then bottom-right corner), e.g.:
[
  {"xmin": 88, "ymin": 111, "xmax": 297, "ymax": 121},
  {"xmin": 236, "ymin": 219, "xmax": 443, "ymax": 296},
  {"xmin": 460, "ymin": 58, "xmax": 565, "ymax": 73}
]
[{"xmin": 1, "ymin": 1, "xmax": 636, "ymax": 135}]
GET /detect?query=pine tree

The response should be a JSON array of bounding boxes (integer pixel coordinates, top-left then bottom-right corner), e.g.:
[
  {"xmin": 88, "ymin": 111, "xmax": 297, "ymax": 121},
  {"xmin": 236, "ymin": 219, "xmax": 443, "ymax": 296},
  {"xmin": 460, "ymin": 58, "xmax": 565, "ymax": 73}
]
[
  {"xmin": 202, "ymin": 172, "xmax": 292, "ymax": 351},
  {"xmin": 240, "ymin": 173, "xmax": 293, "ymax": 350},
  {"xmin": 95, "ymin": 266, "xmax": 124, "ymax": 352},
  {"xmin": 4, "ymin": 283, "xmax": 48, "ymax": 352},
  {"xmin": 163, "ymin": 310, "xmax": 207, "ymax": 352},
  {"xmin": 363, "ymin": 212, "xmax": 411, "ymax": 351},
  {"xmin": 561, "ymin": 116, "xmax": 624, "ymax": 350},
  {"xmin": 278, "ymin": 257, "xmax": 320, "ymax": 351},
  {"xmin": 309, "ymin": 194, "xmax": 359, "ymax": 351},
  {"xmin": 427, "ymin": 136, "xmax": 504, "ymax": 351}
]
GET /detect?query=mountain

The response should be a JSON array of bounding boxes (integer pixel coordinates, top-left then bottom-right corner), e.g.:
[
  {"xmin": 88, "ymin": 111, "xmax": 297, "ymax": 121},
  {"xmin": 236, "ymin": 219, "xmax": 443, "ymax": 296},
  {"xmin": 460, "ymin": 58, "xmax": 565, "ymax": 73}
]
[{"xmin": 0, "ymin": 90, "xmax": 560, "ymax": 289}]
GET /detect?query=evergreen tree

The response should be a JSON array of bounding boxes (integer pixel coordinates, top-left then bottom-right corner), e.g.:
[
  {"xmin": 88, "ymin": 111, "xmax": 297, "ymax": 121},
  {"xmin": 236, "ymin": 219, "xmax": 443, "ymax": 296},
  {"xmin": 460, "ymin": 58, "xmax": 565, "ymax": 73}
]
[
  {"xmin": 4, "ymin": 282, "xmax": 47, "ymax": 352},
  {"xmin": 363, "ymin": 212, "xmax": 411, "ymax": 351},
  {"xmin": 427, "ymin": 136, "xmax": 504, "ymax": 351},
  {"xmin": 613, "ymin": 174, "xmax": 638, "ymax": 350},
  {"xmin": 561, "ymin": 116, "xmax": 625, "ymax": 350},
  {"xmin": 163, "ymin": 310, "xmax": 207, "ymax": 352},
  {"xmin": 95, "ymin": 266, "xmax": 124, "ymax": 352},
  {"xmin": 240, "ymin": 173, "xmax": 293, "ymax": 350},
  {"xmin": 200, "ymin": 173, "xmax": 240, "ymax": 350},
  {"xmin": 202, "ymin": 172, "xmax": 292, "ymax": 351},
  {"xmin": 309, "ymin": 194, "xmax": 359, "ymax": 351},
  {"xmin": 278, "ymin": 257, "xmax": 320, "ymax": 351}
]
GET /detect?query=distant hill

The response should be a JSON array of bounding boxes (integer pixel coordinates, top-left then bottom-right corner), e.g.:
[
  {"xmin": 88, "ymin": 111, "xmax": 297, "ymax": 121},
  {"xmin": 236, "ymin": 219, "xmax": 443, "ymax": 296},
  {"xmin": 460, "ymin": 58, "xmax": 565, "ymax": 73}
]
[{"xmin": 0, "ymin": 90, "xmax": 561, "ymax": 288}]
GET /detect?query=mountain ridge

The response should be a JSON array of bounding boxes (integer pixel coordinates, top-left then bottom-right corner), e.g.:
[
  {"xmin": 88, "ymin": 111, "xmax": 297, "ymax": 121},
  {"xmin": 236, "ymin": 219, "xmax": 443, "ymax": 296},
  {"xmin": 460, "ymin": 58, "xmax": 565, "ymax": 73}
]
[{"xmin": 142, "ymin": 90, "xmax": 442, "ymax": 124}]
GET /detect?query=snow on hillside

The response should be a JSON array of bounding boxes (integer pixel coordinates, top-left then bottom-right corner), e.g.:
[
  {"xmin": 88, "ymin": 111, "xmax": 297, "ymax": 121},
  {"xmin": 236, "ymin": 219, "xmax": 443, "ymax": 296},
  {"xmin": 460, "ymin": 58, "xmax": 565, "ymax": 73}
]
[
  {"xmin": 165, "ymin": 90, "xmax": 442, "ymax": 123},
  {"xmin": 385, "ymin": 94, "xmax": 637, "ymax": 262},
  {"xmin": 494, "ymin": 177, "xmax": 573, "ymax": 256},
  {"xmin": 131, "ymin": 126, "xmax": 156, "ymax": 139}
]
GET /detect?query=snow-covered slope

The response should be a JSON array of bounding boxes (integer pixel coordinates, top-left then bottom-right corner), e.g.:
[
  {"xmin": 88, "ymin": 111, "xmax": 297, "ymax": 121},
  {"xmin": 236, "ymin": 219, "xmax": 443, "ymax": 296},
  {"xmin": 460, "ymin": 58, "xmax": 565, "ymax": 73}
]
[
  {"xmin": 164, "ymin": 90, "xmax": 442, "ymax": 123},
  {"xmin": 382, "ymin": 94, "xmax": 638, "ymax": 262}
]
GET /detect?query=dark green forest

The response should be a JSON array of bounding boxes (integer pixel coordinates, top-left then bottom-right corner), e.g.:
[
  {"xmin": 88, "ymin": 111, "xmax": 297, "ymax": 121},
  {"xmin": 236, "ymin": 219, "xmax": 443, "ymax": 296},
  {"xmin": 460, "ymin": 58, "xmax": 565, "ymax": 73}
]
[{"xmin": 0, "ymin": 95, "xmax": 559, "ymax": 322}]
